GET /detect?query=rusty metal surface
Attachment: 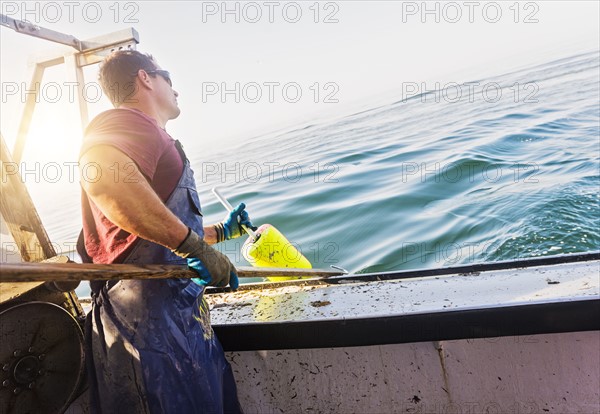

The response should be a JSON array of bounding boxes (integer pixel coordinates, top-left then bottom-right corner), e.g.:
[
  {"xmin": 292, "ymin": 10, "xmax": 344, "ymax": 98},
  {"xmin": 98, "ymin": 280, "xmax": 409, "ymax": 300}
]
[{"xmin": 0, "ymin": 302, "xmax": 85, "ymax": 414}]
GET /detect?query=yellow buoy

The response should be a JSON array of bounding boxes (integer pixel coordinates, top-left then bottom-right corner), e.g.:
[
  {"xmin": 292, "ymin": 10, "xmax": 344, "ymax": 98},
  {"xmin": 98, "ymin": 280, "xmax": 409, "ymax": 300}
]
[
  {"xmin": 212, "ymin": 187, "xmax": 312, "ymax": 281},
  {"xmin": 242, "ymin": 224, "xmax": 312, "ymax": 281}
]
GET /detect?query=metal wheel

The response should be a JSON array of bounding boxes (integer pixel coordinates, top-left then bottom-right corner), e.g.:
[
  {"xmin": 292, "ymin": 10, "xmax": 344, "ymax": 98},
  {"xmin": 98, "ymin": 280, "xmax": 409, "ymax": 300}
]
[{"xmin": 0, "ymin": 301, "xmax": 85, "ymax": 414}]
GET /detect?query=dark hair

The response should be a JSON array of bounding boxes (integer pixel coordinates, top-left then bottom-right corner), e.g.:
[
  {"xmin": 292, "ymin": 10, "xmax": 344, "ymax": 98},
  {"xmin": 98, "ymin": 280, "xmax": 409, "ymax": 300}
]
[{"xmin": 98, "ymin": 50, "xmax": 157, "ymax": 106}]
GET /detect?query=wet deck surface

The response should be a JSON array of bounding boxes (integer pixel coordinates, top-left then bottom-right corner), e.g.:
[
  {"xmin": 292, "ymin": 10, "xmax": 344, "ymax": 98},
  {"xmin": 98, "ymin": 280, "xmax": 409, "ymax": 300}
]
[{"xmin": 206, "ymin": 260, "xmax": 600, "ymax": 324}]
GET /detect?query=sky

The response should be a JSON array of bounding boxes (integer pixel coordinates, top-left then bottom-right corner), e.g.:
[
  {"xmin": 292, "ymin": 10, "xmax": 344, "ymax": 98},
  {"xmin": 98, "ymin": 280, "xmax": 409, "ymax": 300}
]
[
  {"xmin": 1, "ymin": 0, "xmax": 599, "ymax": 163},
  {"xmin": 0, "ymin": 0, "xmax": 598, "ymax": 257}
]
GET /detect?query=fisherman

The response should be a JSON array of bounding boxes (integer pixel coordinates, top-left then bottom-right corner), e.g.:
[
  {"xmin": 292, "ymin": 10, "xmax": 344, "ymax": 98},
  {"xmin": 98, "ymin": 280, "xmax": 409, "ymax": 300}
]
[{"xmin": 77, "ymin": 50, "xmax": 252, "ymax": 413}]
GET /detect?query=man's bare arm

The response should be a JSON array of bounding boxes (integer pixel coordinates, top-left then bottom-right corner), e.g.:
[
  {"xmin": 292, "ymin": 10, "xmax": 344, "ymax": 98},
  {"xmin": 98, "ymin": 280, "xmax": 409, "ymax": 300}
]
[
  {"xmin": 80, "ymin": 145, "xmax": 189, "ymax": 250},
  {"xmin": 202, "ymin": 226, "xmax": 219, "ymax": 245}
]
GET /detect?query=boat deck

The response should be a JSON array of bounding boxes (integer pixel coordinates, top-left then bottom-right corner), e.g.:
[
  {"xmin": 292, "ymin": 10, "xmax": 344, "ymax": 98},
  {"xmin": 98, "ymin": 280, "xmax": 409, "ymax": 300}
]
[{"xmin": 206, "ymin": 257, "xmax": 600, "ymax": 350}]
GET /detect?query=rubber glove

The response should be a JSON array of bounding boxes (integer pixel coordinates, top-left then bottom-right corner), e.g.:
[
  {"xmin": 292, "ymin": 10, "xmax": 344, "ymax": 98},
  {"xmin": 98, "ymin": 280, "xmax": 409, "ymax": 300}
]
[
  {"xmin": 214, "ymin": 202, "xmax": 257, "ymax": 242},
  {"xmin": 172, "ymin": 229, "xmax": 239, "ymax": 289}
]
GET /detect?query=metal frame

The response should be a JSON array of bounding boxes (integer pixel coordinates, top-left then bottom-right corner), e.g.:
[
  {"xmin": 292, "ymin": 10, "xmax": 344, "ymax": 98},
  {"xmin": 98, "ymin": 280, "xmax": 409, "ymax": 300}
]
[{"xmin": 1, "ymin": 14, "xmax": 139, "ymax": 161}]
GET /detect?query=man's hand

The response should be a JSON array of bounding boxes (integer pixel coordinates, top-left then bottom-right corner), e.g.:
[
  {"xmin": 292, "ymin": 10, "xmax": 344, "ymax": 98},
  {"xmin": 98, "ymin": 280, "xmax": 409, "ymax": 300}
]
[
  {"xmin": 214, "ymin": 203, "xmax": 257, "ymax": 242},
  {"xmin": 172, "ymin": 229, "xmax": 239, "ymax": 289}
]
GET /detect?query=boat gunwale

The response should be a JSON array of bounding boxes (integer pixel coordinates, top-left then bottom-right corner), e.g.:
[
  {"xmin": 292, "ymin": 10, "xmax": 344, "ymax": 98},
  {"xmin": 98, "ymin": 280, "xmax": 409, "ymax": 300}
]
[
  {"xmin": 205, "ymin": 251, "xmax": 600, "ymax": 294},
  {"xmin": 208, "ymin": 253, "xmax": 600, "ymax": 351},
  {"xmin": 213, "ymin": 297, "xmax": 600, "ymax": 351}
]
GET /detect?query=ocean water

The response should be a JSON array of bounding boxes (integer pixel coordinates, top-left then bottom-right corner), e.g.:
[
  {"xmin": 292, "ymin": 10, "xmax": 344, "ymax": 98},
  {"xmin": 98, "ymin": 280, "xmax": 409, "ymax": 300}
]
[
  {"xmin": 193, "ymin": 50, "xmax": 600, "ymax": 274},
  {"xmin": 8, "ymin": 50, "xmax": 599, "ymax": 291}
]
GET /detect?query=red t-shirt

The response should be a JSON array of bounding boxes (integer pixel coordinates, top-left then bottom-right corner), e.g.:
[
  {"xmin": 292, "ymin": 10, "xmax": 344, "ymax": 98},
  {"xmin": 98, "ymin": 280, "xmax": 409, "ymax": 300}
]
[{"xmin": 80, "ymin": 108, "xmax": 183, "ymax": 264}]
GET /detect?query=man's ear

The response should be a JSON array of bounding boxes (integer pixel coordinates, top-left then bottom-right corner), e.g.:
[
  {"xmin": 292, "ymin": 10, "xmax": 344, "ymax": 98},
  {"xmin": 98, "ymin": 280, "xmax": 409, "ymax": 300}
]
[{"xmin": 134, "ymin": 69, "xmax": 154, "ymax": 91}]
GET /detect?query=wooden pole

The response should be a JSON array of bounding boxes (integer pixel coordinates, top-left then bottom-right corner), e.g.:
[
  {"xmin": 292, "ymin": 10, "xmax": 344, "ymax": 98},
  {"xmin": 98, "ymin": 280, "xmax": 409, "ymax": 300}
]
[
  {"xmin": 0, "ymin": 261, "xmax": 345, "ymax": 283},
  {"xmin": 1, "ymin": 133, "xmax": 57, "ymax": 261},
  {"xmin": 1, "ymin": 133, "xmax": 84, "ymax": 315}
]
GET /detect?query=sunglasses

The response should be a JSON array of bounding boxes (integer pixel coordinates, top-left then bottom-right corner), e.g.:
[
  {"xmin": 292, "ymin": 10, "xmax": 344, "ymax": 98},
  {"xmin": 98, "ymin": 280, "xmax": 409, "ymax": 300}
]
[{"xmin": 145, "ymin": 69, "xmax": 172, "ymax": 87}]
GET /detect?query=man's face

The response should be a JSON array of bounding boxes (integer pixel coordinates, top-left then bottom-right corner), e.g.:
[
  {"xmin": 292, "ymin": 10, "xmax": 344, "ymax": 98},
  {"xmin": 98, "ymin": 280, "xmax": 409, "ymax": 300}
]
[{"xmin": 151, "ymin": 63, "xmax": 180, "ymax": 120}]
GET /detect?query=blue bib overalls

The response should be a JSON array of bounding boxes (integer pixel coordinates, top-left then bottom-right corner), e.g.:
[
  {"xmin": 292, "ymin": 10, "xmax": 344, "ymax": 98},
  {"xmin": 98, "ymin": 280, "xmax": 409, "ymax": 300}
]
[{"xmin": 82, "ymin": 147, "xmax": 242, "ymax": 414}]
